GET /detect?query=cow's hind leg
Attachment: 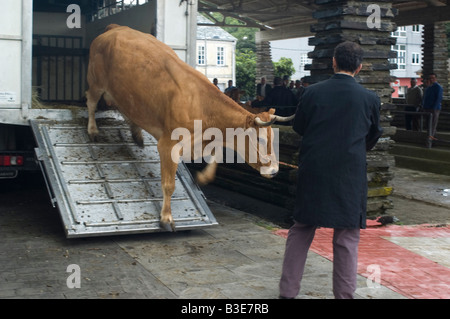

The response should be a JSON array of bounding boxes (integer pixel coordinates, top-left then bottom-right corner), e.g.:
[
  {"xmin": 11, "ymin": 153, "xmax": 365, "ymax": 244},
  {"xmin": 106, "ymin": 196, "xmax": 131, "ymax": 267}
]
[
  {"xmin": 121, "ymin": 115, "xmax": 144, "ymax": 148},
  {"xmin": 86, "ymin": 89, "xmax": 103, "ymax": 141},
  {"xmin": 196, "ymin": 162, "xmax": 217, "ymax": 185},
  {"xmin": 157, "ymin": 137, "xmax": 179, "ymax": 232},
  {"xmin": 130, "ymin": 123, "xmax": 144, "ymax": 148}
]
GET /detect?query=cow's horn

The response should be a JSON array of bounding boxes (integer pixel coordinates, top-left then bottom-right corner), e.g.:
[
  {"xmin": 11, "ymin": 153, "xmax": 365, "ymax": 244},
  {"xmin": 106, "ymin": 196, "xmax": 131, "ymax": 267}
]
[
  {"xmin": 255, "ymin": 115, "xmax": 277, "ymax": 127},
  {"xmin": 255, "ymin": 114, "xmax": 295, "ymax": 126},
  {"xmin": 274, "ymin": 114, "xmax": 295, "ymax": 122}
]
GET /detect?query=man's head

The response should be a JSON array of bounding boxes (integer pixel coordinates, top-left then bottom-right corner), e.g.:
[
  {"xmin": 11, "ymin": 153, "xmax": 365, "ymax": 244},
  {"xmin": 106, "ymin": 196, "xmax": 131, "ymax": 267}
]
[
  {"xmin": 410, "ymin": 78, "xmax": 417, "ymax": 87},
  {"xmin": 261, "ymin": 77, "xmax": 266, "ymax": 85},
  {"xmin": 429, "ymin": 73, "xmax": 437, "ymax": 84},
  {"xmin": 333, "ymin": 41, "xmax": 364, "ymax": 75},
  {"xmin": 273, "ymin": 77, "xmax": 283, "ymax": 86}
]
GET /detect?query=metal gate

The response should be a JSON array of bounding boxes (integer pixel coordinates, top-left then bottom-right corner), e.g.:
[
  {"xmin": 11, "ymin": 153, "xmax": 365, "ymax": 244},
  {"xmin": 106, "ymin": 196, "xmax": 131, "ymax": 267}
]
[
  {"xmin": 31, "ymin": 120, "xmax": 217, "ymax": 238},
  {"xmin": 32, "ymin": 35, "xmax": 87, "ymax": 103}
]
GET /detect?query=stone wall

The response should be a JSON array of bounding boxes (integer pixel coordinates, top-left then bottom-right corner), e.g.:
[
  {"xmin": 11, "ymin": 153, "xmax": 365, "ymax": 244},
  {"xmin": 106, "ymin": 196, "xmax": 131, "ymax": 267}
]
[
  {"xmin": 304, "ymin": 0, "xmax": 399, "ymax": 215},
  {"xmin": 422, "ymin": 22, "xmax": 449, "ymax": 98},
  {"xmin": 255, "ymin": 40, "xmax": 275, "ymax": 86}
]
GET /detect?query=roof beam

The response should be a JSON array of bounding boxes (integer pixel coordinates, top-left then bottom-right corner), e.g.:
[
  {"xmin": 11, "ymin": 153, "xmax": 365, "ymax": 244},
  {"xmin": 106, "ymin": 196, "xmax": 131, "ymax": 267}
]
[{"xmin": 394, "ymin": 5, "xmax": 450, "ymax": 25}]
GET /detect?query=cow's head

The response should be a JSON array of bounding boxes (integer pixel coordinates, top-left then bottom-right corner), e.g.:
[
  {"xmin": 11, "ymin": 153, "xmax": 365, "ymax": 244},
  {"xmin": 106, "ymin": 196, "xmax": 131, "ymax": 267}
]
[{"xmin": 230, "ymin": 109, "xmax": 294, "ymax": 179}]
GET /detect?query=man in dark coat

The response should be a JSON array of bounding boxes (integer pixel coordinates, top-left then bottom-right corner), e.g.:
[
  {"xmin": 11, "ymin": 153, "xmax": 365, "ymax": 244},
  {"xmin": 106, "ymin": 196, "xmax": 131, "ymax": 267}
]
[
  {"xmin": 279, "ymin": 41, "xmax": 383, "ymax": 299},
  {"xmin": 250, "ymin": 76, "xmax": 297, "ymax": 119},
  {"xmin": 422, "ymin": 73, "xmax": 443, "ymax": 139},
  {"xmin": 256, "ymin": 76, "xmax": 272, "ymax": 99}
]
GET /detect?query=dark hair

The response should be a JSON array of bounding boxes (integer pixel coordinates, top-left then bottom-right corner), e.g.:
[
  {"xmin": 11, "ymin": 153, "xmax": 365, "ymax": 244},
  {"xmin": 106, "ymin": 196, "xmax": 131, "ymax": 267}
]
[
  {"xmin": 273, "ymin": 77, "xmax": 283, "ymax": 86},
  {"xmin": 333, "ymin": 41, "xmax": 364, "ymax": 73}
]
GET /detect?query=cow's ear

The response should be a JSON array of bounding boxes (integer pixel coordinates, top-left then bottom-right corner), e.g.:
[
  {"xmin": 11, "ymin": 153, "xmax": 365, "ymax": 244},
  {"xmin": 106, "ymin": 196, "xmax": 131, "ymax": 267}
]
[
  {"xmin": 246, "ymin": 115, "xmax": 256, "ymax": 128},
  {"xmin": 268, "ymin": 108, "xmax": 276, "ymax": 115}
]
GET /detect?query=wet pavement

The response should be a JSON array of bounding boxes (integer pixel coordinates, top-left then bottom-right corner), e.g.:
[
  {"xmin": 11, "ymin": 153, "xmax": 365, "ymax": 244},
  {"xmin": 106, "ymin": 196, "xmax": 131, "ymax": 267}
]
[{"xmin": 0, "ymin": 167, "xmax": 448, "ymax": 299}]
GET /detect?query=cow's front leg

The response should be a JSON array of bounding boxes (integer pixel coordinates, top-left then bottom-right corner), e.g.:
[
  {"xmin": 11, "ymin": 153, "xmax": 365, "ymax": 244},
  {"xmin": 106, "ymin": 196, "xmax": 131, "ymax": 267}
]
[{"xmin": 158, "ymin": 138, "xmax": 179, "ymax": 232}]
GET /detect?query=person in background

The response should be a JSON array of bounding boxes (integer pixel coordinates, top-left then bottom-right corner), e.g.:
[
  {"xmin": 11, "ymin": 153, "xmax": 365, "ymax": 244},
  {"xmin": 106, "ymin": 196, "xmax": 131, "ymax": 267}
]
[
  {"xmin": 212, "ymin": 78, "xmax": 220, "ymax": 90},
  {"xmin": 292, "ymin": 80, "xmax": 305, "ymax": 102},
  {"xmin": 405, "ymin": 78, "xmax": 423, "ymax": 131},
  {"xmin": 224, "ymin": 80, "xmax": 236, "ymax": 94},
  {"xmin": 249, "ymin": 76, "xmax": 297, "ymax": 120},
  {"xmin": 256, "ymin": 77, "xmax": 272, "ymax": 101},
  {"xmin": 422, "ymin": 73, "xmax": 443, "ymax": 140}
]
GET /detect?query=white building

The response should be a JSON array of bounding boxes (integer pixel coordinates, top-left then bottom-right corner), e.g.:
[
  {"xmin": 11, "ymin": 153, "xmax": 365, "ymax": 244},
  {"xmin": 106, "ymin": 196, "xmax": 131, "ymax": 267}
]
[
  {"xmin": 390, "ymin": 25, "xmax": 424, "ymax": 98},
  {"xmin": 196, "ymin": 15, "xmax": 237, "ymax": 92}
]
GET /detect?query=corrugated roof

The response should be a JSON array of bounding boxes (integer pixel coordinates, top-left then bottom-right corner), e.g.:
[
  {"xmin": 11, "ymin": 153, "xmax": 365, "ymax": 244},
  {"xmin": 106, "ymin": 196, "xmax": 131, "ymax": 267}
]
[{"xmin": 198, "ymin": 0, "xmax": 450, "ymax": 39}]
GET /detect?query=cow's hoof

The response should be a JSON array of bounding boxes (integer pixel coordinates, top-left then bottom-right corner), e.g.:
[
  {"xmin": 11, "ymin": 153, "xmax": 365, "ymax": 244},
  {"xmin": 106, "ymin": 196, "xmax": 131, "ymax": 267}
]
[
  {"xmin": 160, "ymin": 220, "xmax": 176, "ymax": 232},
  {"xmin": 88, "ymin": 132, "xmax": 99, "ymax": 142}
]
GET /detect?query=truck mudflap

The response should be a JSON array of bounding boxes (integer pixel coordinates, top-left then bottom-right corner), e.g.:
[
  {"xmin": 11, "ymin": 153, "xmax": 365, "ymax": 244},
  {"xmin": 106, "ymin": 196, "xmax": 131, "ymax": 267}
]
[{"xmin": 30, "ymin": 120, "xmax": 217, "ymax": 238}]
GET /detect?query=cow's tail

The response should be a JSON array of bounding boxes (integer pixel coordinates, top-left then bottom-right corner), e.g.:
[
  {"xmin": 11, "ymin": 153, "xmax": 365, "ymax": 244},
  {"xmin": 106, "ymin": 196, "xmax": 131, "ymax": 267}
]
[{"xmin": 105, "ymin": 24, "xmax": 121, "ymax": 33}]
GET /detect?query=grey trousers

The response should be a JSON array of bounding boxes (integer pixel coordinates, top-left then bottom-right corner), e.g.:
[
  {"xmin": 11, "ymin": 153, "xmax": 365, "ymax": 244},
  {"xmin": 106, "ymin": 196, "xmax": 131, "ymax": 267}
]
[
  {"xmin": 279, "ymin": 222, "xmax": 360, "ymax": 299},
  {"xmin": 424, "ymin": 108, "xmax": 440, "ymax": 137}
]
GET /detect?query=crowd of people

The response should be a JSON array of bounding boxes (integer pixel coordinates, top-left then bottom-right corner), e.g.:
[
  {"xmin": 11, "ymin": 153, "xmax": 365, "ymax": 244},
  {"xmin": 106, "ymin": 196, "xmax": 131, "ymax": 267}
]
[
  {"xmin": 213, "ymin": 72, "xmax": 444, "ymax": 137},
  {"xmin": 212, "ymin": 75, "xmax": 310, "ymax": 124},
  {"xmin": 248, "ymin": 76, "xmax": 309, "ymax": 119},
  {"xmin": 403, "ymin": 73, "xmax": 443, "ymax": 140}
]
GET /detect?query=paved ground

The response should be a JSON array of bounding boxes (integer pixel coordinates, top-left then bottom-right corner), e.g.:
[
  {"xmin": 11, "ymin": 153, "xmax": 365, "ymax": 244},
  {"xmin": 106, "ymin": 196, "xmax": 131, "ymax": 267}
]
[{"xmin": 0, "ymin": 167, "xmax": 448, "ymax": 299}]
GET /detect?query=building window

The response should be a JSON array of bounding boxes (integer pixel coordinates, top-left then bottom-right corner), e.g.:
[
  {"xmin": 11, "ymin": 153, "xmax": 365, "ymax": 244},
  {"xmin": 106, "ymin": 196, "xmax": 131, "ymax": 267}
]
[
  {"xmin": 412, "ymin": 25, "xmax": 421, "ymax": 33},
  {"xmin": 198, "ymin": 45, "xmax": 205, "ymax": 65},
  {"xmin": 217, "ymin": 47, "xmax": 225, "ymax": 66},
  {"xmin": 412, "ymin": 52, "xmax": 420, "ymax": 65},
  {"xmin": 391, "ymin": 26, "xmax": 406, "ymax": 37},
  {"xmin": 299, "ymin": 53, "xmax": 312, "ymax": 71},
  {"xmin": 391, "ymin": 44, "xmax": 406, "ymax": 70}
]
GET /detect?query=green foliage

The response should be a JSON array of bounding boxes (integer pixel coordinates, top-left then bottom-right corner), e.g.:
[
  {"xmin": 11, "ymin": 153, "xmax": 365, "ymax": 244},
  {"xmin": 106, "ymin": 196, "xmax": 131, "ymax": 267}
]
[
  {"xmin": 235, "ymin": 49, "xmax": 256, "ymax": 97},
  {"xmin": 273, "ymin": 57, "xmax": 296, "ymax": 79},
  {"xmin": 222, "ymin": 24, "xmax": 258, "ymax": 98}
]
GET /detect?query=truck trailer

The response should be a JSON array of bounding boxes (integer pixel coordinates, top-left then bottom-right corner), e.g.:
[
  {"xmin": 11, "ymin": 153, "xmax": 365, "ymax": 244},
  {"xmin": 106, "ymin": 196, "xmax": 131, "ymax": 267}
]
[{"xmin": 0, "ymin": 0, "xmax": 217, "ymax": 237}]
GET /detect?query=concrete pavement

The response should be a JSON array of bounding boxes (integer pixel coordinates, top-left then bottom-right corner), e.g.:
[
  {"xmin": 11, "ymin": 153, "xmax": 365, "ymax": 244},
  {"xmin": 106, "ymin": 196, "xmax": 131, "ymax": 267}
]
[{"xmin": 0, "ymin": 167, "xmax": 448, "ymax": 299}]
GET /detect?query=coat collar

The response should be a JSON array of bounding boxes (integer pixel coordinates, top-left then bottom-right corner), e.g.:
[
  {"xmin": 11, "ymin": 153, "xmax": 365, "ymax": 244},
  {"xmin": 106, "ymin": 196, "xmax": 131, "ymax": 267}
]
[{"xmin": 331, "ymin": 73, "xmax": 356, "ymax": 81}]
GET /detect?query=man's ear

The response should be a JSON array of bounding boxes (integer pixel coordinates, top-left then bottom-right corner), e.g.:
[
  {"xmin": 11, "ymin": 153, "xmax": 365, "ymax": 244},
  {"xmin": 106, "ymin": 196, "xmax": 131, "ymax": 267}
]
[{"xmin": 354, "ymin": 64, "xmax": 363, "ymax": 75}]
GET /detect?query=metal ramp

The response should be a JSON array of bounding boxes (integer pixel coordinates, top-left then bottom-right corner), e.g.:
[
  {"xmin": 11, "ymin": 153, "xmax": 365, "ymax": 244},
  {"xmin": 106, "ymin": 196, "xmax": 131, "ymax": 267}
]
[{"xmin": 30, "ymin": 120, "xmax": 217, "ymax": 238}]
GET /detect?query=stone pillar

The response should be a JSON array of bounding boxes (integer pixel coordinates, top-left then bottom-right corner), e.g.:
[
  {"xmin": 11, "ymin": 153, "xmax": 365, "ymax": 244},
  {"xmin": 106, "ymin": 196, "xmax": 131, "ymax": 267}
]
[
  {"xmin": 305, "ymin": 0, "xmax": 398, "ymax": 216},
  {"xmin": 255, "ymin": 40, "xmax": 275, "ymax": 86},
  {"xmin": 422, "ymin": 22, "xmax": 449, "ymax": 97}
]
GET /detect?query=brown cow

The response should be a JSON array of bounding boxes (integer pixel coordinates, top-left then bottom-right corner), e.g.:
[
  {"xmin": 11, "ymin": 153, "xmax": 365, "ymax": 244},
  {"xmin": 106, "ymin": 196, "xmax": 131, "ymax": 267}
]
[{"xmin": 86, "ymin": 24, "xmax": 293, "ymax": 231}]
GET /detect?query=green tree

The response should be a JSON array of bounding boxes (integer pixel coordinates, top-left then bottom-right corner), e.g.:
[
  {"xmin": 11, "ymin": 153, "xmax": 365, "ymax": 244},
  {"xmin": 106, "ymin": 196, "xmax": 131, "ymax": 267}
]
[
  {"xmin": 236, "ymin": 49, "xmax": 256, "ymax": 98},
  {"xmin": 201, "ymin": 14, "xmax": 259, "ymax": 98},
  {"xmin": 273, "ymin": 57, "xmax": 296, "ymax": 79}
]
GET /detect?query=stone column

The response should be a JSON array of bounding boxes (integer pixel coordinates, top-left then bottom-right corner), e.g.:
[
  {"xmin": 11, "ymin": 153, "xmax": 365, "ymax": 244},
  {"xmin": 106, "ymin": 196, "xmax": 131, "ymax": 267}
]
[
  {"xmin": 255, "ymin": 40, "xmax": 275, "ymax": 86},
  {"xmin": 422, "ymin": 22, "xmax": 449, "ymax": 97},
  {"xmin": 305, "ymin": 0, "xmax": 398, "ymax": 217}
]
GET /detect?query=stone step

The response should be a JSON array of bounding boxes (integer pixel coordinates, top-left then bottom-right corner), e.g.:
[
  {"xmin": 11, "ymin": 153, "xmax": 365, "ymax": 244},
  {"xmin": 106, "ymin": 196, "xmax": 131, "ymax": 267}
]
[
  {"xmin": 392, "ymin": 154, "xmax": 450, "ymax": 176},
  {"xmin": 393, "ymin": 129, "xmax": 450, "ymax": 148},
  {"xmin": 390, "ymin": 143, "xmax": 450, "ymax": 162}
]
